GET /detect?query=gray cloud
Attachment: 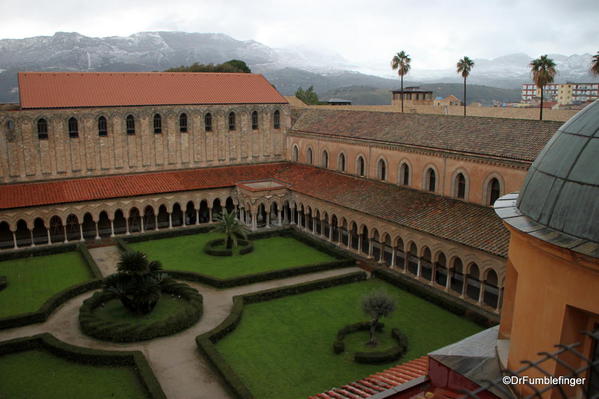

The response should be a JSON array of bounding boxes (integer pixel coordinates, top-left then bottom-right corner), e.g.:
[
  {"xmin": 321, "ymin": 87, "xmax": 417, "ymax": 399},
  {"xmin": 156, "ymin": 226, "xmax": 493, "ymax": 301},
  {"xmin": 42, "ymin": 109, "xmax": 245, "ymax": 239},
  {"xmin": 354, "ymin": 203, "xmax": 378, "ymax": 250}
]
[{"xmin": 1, "ymin": 0, "xmax": 597, "ymax": 74}]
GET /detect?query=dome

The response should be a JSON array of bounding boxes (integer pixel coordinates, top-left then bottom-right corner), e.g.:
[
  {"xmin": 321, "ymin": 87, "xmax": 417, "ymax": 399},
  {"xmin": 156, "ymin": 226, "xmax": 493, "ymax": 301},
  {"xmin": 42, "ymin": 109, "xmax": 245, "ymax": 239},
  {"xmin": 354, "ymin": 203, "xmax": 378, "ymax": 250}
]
[{"xmin": 517, "ymin": 100, "xmax": 599, "ymax": 243}]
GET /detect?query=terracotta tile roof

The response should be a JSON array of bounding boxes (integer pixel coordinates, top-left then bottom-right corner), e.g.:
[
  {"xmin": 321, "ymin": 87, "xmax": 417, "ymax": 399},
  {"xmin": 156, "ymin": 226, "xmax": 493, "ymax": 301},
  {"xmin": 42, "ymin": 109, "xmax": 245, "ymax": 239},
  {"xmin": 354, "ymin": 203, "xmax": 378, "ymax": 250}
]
[
  {"xmin": 309, "ymin": 356, "xmax": 428, "ymax": 399},
  {"xmin": 18, "ymin": 72, "xmax": 287, "ymax": 109},
  {"xmin": 291, "ymin": 109, "xmax": 562, "ymax": 162},
  {"xmin": 0, "ymin": 163, "xmax": 509, "ymax": 257}
]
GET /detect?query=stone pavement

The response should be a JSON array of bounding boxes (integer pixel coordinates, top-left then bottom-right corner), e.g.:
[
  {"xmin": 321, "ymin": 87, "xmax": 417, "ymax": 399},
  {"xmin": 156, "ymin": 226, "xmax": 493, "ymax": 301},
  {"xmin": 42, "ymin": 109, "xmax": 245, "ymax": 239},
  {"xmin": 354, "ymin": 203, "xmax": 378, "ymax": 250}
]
[{"xmin": 0, "ymin": 245, "xmax": 363, "ymax": 399}]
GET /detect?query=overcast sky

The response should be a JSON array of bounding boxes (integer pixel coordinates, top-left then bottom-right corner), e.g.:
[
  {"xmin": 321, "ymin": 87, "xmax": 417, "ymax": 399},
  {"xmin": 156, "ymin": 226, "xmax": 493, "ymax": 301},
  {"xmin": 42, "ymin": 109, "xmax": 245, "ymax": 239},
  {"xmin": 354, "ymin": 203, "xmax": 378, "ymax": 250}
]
[{"xmin": 1, "ymin": 0, "xmax": 597, "ymax": 76}]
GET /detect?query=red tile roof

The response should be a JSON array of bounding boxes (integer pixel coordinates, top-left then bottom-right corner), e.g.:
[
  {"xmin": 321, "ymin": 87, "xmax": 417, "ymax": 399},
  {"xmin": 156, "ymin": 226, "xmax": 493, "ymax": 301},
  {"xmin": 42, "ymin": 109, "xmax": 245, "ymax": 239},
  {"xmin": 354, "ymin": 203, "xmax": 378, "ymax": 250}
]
[
  {"xmin": 18, "ymin": 72, "xmax": 288, "ymax": 109},
  {"xmin": 0, "ymin": 163, "xmax": 509, "ymax": 257},
  {"xmin": 309, "ymin": 356, "xmax": 428, "ymax": 399},
  {"xmin": 291, "ymin": 109, "xmax": 561, "ymax": 162}
]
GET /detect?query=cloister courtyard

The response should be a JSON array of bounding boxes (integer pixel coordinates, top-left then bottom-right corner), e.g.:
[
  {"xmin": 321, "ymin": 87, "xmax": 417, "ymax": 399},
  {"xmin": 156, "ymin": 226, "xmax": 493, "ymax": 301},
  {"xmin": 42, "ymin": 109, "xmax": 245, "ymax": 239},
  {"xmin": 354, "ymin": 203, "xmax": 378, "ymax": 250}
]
[{"xmin": 0, "ymin": 226, "xmax": 485, "ymax": 399}]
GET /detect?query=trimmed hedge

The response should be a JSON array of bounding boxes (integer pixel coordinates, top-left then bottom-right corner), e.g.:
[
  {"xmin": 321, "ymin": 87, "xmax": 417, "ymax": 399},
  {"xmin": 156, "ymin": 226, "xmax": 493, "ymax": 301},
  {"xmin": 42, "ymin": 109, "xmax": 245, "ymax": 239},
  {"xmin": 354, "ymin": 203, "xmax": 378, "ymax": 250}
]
[
  {"xmin": 0, "ymin": 243, "xmax": 104, "ymax": 331},
  {"xmin": 333, "ymin": 321, "xmax": 408, "ymax": 364},
  {"xmin": 118, "ymin": 228, "xmax": 357, "ymax": 289},
  {"xmin": 0, "ymin": 333, "xmax": 166, "ymax": 399},
  {"xmin": 333, "ymin": 321, "xmax": 384, "ymax": 354},
  {"xmin": 0, "ymin": 275, "xmax": 6, "ymax": 291},
  {"xmin": 373, "ymin": 268, "xmax": 499, "ymax": 327},
  {"xmin": 204, "ymin": 239, "xmax": 254, "ymax": 257},
  {"xmin": 0, "ymin": 242, "xmax": 79, "ymax": 262},
  {"xmin": 196, "ymin": 271, "xmax": 367, "ymax": 399},
  {"xmin": 79, "ymin": 278, "xmax": 203, "ymax": 342}
]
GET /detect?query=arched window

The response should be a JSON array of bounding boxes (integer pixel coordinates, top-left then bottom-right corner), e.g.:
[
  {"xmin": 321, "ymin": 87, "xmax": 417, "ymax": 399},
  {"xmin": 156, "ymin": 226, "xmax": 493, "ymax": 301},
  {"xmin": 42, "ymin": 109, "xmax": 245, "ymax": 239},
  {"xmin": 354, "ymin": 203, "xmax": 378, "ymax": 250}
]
[
  {"xmin": 37, "ymin": 118, "xmax": 48, "ymax": 140},
  {"xmin": 338, "ymin": 153, "xmax": 346, "ymax": 172},
  {"xmin": 456, "ymin": 173, "xmax": 466, "ymax": 199},
  {"xmin": 153, "ymin": 114, "xmax": 162, "ymax": 134},
  {"xmin": 307, "ymin": 148, "xmax": 313, "ymax": 164},
  {"xmin": 400, "ymin": 163, "xmax": 410, "ymax": 185},
  {"xmin": 228, "ymin": 112, "xmax": 236, "ymax": 131},
  {"xmin": 273, "ymin": 110, "xmax": 280, "ymax": 129},
  {"xmin": 292, "ymin": 145, "xmax": 299, "ymax": 162},
  {"xmin": 68, "ymin": 117, "xmax": 79, "ymax": 138},
  {"xmin": 98, "ymin": 116, "xmax": 108, "ymax": 137},
  {"xmin": 252, "ymin": 111, "xmax": 258, "ymax": 130},
  {"xmin": 205, "ymin": 113, "xmax": 212, "ymax": 131},
  {"xmin": 426, "ymin": 168, "xmax": 436, "ymax": 192},
  {"xmin": 126, "ymin": 115, "xmax": 135, "ymax": 135},
  {"xmin": 179, "ymin": 113, "xmax": 188, "ymax": 133},
  {"xmin": 488, "ymin": 178, "xmax": 501, "ymax": 205},
  {"xmin": 5, "ymin": 119, "xmax": 15, "ymax": 132},
  {"xmin": 377, "ymin": 159, "xmax": 387, "ymax": 181},
  {"xmin": 357, "ymin": 156, "xmax": 365, "ymax": 177},
  {"xmin": 322, "ymin": 150, "xmax": 329, "ymax": 168}
]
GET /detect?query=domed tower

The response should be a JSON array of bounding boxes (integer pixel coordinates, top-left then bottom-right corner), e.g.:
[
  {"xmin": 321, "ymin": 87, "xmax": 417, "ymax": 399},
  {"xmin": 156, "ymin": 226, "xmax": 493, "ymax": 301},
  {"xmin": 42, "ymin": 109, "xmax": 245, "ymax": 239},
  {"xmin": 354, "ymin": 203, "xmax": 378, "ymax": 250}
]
[{"xmin": 494, "ymin": 100, "xmax": 599, "ymax": 397}]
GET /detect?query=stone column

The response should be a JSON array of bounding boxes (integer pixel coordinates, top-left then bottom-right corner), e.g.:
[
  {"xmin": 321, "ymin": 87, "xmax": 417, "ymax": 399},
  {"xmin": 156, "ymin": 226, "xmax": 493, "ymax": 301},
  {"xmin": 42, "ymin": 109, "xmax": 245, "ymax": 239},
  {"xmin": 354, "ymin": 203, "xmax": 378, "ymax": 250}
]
[
  {"xmin": 357, "ymin": 235, "xmax": 362, "ymax": 254},
  {"xmin": 208, "ymin": 208, "xmax": 213, "ymax": 222},
  {"xmin": 251, "ymin": 211, "xmax": 257, "ymax": 231},
  {"xmin": 154, "ymin": 215, "xmax": 158, "ymax": 230},
  {"xmin": 478, "ymin": 283, "xmax": 484, "ymax": 305},
  {"xmin": 445, "ymin": 270, "xmax": 451, "ymax": 292},
  {"xmin": 79, "ymin": 224, "xmax": 84, "ymax": 241},
  {"xmin": 391, "ymin": 249, "xmax": 396, "ymax": 268},
  {"xmin": 47, "ymin": 229, "xmax": 52, "ymax": 244},
  {"xmin": 64, "ymin": 225, "xmax": 68, "ymax": 243},
  {"xmin": 197, "ymin": 209, "xmax": 201, "ymax": 224},
  {"xmin": 168, "ymin": 213, "xmax": 173, "ymax": 229},
  {"xmin": 12, "ymin": 231, "xmax": 17, "ymax": 249},
  {"xmin": 110, "ymin": 220, "xmax": 115, "ymax": 237},
  {"xmin": 278, "ymin": 210, "xmax": 282, "ymax": 226},
  {"xmin": 30, "ymin": 230, "xmax": 35, "ymax": 247},
  {"xmin": 126, "ymin": 218, "xmax": 130, "ymax": 235},
  {"xmin": 266, "ymin": 212, "xmax": 270, "ymax": 228},
  {"xmin": 496, "ymin": 287, "xmax": 503, "ymax": 312},
  {"xmin": 328, "ymin": 222, "xmax": 333, "ymax": 241}
]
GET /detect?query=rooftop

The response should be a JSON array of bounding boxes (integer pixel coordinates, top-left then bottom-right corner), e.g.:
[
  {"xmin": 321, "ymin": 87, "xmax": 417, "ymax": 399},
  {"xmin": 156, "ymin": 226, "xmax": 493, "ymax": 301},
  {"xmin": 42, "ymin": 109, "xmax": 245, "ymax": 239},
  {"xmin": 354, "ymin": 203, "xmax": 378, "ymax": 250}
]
[
  {"xmin": 17, "ymin": 72, "xmax": 288, "ymax": 109},
  {"xmin": 0, "ymin": 163, "xmax": 509, "ymax": 257},
  {"xmin": 291, "ymin": 109, "xmax": 562, "ymax": 162}
]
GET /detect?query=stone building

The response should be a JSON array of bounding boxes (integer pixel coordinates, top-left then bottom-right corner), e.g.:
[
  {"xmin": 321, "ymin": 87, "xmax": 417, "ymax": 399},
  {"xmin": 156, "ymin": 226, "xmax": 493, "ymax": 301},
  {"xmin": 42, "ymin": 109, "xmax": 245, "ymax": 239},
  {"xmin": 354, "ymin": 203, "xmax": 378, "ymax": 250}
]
[{"xmin": 0, "ymin": 72, "xmax": 566, "ymax": 316}]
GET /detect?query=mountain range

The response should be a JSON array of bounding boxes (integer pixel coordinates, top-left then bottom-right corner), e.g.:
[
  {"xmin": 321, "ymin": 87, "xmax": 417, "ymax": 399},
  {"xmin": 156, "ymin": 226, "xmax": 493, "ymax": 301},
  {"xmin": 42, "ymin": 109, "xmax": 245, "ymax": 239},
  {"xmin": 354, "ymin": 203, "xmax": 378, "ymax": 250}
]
[{"xmin": 0, "ymin": 31, "xmax": 597, "ymax": 105}]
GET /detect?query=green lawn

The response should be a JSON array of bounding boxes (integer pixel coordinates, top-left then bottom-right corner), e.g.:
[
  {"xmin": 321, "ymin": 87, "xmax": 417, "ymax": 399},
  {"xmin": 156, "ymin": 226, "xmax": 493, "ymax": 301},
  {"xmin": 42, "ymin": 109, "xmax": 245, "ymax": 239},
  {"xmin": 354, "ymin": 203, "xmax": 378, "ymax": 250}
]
[
  {"xmin": 0, "ymin": 252, "xmax": 94, "ymax": 318},
  {"xmin": 94, "ymin": 295, "xmax": 193, "ymax": 326},
  {"xmin": 0, "ymin": 349, "xmax": 148, "ymax": 398},
  {"xmin": 128, "ymin": 233, "xmax": 336, "ymax": 279},
  {"xmin": 216, "ymin": 278, "xmax": 483, "ymax": 399}
]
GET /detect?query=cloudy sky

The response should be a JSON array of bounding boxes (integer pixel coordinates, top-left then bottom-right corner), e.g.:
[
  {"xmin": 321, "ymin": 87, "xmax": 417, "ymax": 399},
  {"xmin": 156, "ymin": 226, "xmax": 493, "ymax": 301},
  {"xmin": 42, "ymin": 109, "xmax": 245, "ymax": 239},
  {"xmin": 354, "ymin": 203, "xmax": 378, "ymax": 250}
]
[{"xmin": 1, "ymin": 0, "xmax": 597, "ymax": 76}]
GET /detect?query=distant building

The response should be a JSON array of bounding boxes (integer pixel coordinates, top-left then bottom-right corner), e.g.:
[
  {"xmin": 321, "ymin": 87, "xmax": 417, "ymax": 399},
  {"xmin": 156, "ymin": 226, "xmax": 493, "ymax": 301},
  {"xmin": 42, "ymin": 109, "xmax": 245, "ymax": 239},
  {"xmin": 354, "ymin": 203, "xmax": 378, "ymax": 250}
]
[
  {"xmin": 434, "ymin": 95, "xmax": 461, "ymax": 107},
  {"xmin": 521, "ymin": 82, "xmax": 599, "ymax": 105},
  {"xmin": 391, "ymin": 86, "xmax": 433, "ymax": 107},
  {"xmin": 326, "ymin": 98, "xmax": 352, "ymax": 106}
]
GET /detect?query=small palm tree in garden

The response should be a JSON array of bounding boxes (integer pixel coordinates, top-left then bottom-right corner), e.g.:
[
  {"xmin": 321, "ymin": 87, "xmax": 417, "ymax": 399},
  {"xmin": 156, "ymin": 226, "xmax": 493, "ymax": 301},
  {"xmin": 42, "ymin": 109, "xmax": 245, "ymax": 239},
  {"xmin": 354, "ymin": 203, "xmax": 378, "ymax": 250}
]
[
  {"xmin": 530, "ymin": 55, "xmax": 557, "ymax": 120},
  {"xmin": 591, "ymin": 51, "xmax": 599, "ymax": 76},
  {"xmin": 457, "ymin": 56, "xmax": 475, "ymax": 116},
  {"xmin": 391, "ymin": 51, "xmax": 411, "ymax": 113},
  {"xmin": 103, "ymin": 251, "xmax": 165, "ymax": 315},
  {"xmin": 213, "ymin": 209, "xmax": 250, "ymax": 249},
  {"xmin": 362, "ymin": 290, "xmax": 396, "ymax": 346}
]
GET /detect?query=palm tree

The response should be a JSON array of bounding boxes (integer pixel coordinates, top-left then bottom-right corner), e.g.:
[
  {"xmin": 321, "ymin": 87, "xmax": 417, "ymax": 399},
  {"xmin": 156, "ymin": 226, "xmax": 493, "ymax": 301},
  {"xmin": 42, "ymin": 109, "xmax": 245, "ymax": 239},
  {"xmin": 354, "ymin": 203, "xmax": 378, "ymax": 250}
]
[
  {"xmin": 457, "ymin": 56, "xmax": 475, "ymax": 116},
  {"xmin": 103, "ymin": 251, "xmax": 166, "ymax": 315},
  {"xmin": 213, "ymin": 209, "xmax": 249, "ymax": 249},
  {"xmin": 391, "ymin": 51, "xmax": 411, "ymax": 113},
  {"xmin": 591, "ymin": 51, "xmax": 599, "ymax": 76},
  {"xmin": 530, "ymin": 55, "xmax": 557, "ymax": 120},
  {"xmin": 362, "ymin": 290, "xmax": 396, "ymax": 346}
]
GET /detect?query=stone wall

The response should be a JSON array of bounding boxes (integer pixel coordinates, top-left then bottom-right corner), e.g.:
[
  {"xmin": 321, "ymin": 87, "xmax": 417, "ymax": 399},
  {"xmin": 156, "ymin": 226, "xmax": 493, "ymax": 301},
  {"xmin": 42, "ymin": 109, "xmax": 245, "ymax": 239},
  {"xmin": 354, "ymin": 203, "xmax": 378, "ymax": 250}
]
[{"xmin": 0, "ymin": 104, "xmax": 290, "ymax": 183}]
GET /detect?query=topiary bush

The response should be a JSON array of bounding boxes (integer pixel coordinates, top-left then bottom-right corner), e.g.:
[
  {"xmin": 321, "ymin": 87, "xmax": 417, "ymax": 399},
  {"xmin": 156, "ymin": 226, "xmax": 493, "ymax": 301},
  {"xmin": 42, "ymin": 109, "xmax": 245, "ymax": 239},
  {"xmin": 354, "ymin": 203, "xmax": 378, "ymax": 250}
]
[
  {"xmin": 79, "ymin": 278, "xmax": 202, "ymax": 342},
  {"xmin": 333, "ymin": 322, "xmax": 409, "ymax": 364},
  {"xmin": 0, "ymin": 276, "xmax": 6, "ymax": 291},
  {"xmin": 203, "ymin": 239, "xmax": 253, "ymax": 257}
]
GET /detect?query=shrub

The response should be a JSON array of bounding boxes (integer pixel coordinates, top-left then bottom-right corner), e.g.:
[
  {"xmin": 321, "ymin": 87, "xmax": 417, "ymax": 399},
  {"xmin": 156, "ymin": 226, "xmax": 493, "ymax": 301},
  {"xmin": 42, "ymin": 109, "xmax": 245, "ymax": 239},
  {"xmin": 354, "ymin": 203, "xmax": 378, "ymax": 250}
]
[
  {"xmin": 79, "ymin": 278, "xmax": 202, "ymax": 342},
  {"xmin": 333, "ymin": 340, "xmax": 345, "ymax": 354},
  {"xmin": 0, "ymin": 275, "xmax": 6, "ymax": 291},
  {"xmin": 203, "ymin": 238, "xmax": 254, "ymax": 257}
]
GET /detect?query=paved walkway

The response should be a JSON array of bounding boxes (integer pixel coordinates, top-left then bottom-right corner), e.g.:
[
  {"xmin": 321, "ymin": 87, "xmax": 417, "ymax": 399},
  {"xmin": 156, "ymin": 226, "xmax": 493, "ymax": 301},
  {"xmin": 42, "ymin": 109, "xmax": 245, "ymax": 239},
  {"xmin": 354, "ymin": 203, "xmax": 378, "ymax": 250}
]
[{"xmin": 0, "ymin": 245, "xmax": 363, "ymax": 399}]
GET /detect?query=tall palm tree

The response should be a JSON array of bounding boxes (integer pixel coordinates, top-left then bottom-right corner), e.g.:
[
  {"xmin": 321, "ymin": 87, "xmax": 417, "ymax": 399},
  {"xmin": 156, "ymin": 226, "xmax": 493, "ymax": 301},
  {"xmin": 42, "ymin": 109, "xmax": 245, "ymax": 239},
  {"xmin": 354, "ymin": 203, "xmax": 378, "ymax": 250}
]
[
  {"xmin": 391, "ymin": 51, "xmax": 411, "ymax": 113},
  {"xmin": 530, "ymin": 55, "xmax": 557, "ymax": 120},
  {"xmin": 456, "ymin": 56, "xmax": 475, "ymax": 116},
  {"xmin": 213, "ymin": 209, "xmax": 249, "ymax": 249},
  {"xmin": 591, "ymin": 51, "xmax": 599, "ymax": 76}
]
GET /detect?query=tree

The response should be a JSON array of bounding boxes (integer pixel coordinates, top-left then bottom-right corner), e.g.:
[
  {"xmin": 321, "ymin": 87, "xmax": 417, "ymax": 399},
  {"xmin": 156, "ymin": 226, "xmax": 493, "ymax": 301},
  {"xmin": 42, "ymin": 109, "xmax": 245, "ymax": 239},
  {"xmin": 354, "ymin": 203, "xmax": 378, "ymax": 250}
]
[
  {"xmin": 165, "ymin": 59, "xmax": 251, "ymax": 73},
  {"xmin": 103, "ymin": 251, "xmax": 165, "ymax": 315},
  {"xmin": 530, "ymin": 55, "xmax": 557, "ymax": 120},
  {"xmin": 212, "ymin": 209, "xmax": 250, "ymax": 249},
  {"xmin": 591, "ymin": 51, "xmax": 599, "ymax": 76},
  {"xmin": 391, "ymin": 51, "xmax": 411, "ymax": 113},
  {"xmin": 456, "ymin": 56, "xmax": 475, "ymax": 116},
  {"xmin": 362, "ymin": 290, "xmax": 396, "ymax": 346},
  {"xmin": 295, "ymin": 86, "xmax": 320, "ymax": 105}
]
